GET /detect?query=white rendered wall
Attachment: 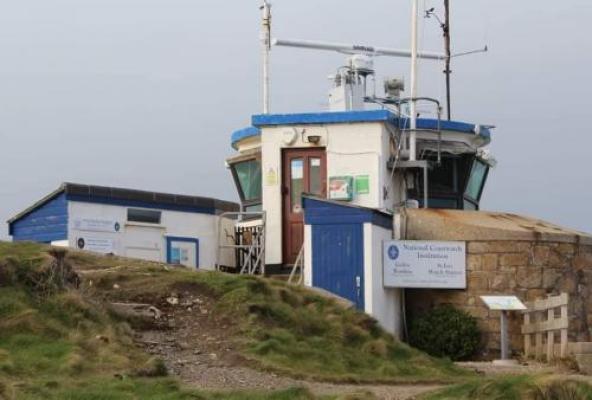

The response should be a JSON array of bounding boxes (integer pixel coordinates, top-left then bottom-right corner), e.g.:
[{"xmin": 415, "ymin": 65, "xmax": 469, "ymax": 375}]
[
  {"xmin": 363, "ymin": 223, "xmax": 402, "ymax": 339},
  {"xmin": 261, "ymin": 122, "xmax": 388, "ymax": 265},
  {"xmin": 67, "ymin": 201, "xmax": 232, "ymax": 270},
  {"xmin": 303, "ymin": 224, "xmax": 313, "ymax": 287}
]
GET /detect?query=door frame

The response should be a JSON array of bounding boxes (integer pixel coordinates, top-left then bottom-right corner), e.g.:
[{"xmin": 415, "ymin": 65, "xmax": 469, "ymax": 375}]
[
  {"xmin": 281, "ymin": 147, "xmax": 327, "ymax": 265},
  {"xmin": 166, "ymin": 236, "xmax": 200, "ymax": 269}
]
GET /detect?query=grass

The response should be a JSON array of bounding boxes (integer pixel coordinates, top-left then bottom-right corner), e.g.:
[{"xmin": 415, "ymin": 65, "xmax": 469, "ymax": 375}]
[
  {"xmin": 420, "ymin": 375, "xmax": 592, "ymax": 400},
  {"xmin": 0, "ymin": 242, "xmax": 348, "ymax": 400},
  {"xmin": 73, "ymin": 248, "xmax": 466, "ymax": 384},
  {"xmin": 0, "ymin": 240, "xmax": 462, "ymax": 397}
]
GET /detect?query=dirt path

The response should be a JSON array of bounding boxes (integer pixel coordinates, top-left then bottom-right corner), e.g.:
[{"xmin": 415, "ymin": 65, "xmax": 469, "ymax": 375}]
[{"xmin": 133, "ymin": 295, "xmax": 443, "ymax": 399}]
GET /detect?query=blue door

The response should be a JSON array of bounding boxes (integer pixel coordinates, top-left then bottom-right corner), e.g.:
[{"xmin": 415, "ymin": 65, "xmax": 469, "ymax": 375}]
[{"xmin": 312, "ymin": 223, "xmax": 364, "ymax": 309}]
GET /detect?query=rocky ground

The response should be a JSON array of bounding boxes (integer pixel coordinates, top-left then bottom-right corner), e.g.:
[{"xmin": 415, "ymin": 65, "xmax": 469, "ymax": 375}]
[{"xmin": 124, "ymin": 290, "xmax": 442, "ymax": 400}]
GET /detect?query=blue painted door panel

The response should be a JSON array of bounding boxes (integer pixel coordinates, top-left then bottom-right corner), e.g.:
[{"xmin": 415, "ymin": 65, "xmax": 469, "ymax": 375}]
[{"xmin": 312, "ymin": 223, "xmax": 364, "ymax": 310}]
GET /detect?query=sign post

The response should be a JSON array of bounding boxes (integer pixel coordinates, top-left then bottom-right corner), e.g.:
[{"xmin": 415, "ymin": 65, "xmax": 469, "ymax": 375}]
[{"xmin": 480, "ymin": 295, "xmax": 527, "ymax": 364}]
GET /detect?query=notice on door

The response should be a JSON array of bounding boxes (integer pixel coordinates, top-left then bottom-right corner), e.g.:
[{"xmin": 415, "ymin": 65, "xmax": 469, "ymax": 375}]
[{"xmin": 383, "ymin": 241, "xmax": 466, "ymax": 289}]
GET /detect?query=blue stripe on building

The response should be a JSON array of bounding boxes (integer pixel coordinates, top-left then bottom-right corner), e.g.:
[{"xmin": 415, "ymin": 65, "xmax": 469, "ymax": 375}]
[
  {"xmin": 65, "ymin": 195, "xmax": 217, "ymax": 215},
  {"xmin": 10, "ymin": 193, "xmax": 68, "ymax": 243}
]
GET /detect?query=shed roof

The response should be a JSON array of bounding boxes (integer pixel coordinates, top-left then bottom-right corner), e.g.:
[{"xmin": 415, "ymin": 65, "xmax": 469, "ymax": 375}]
[{"xmin": 8, "ymin": 183, "xmax": 240, "ymax": 224}]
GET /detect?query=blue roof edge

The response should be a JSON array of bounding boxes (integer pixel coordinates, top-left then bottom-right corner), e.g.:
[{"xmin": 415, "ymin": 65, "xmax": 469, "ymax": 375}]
[
  {"xmin": 231, "ymin": 110, "xmax": 491, "ymax": 148},
  {"xmin": 231, "ymin": 127, "xmax": 261, "ymax": 150}
]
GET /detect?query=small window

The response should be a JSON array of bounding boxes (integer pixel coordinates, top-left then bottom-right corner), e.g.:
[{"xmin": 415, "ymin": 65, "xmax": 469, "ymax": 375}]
[{"xmin": 128, "ymin": 208, "xmax": 161, "ymax": 224}]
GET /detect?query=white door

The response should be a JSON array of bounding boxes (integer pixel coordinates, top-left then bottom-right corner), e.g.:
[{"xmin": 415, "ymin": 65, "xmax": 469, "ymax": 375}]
[{"xmin": 124, "ymin": 225, "xmax": 164, "ymax": 262}]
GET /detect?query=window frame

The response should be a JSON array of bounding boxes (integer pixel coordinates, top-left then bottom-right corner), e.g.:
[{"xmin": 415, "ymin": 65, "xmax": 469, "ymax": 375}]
[
  {"xmin": 229, "ymin": 156, "xmax": 263, "ymax": 212},
  {"xmin": 127, "ymin": 208, "xmax": 162, "ymax": 224},
  {"xmin": 462, "ymin": 158, "xmax": 490, "ymax": 210}
]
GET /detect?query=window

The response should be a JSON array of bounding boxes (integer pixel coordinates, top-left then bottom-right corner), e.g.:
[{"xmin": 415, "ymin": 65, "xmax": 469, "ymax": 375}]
[
  {"xmin": 234, "ymin": 159, "xmax": 262, "ymax": 201},
  {"xmin": 128, "ymin": 208, "xmax": 161, "ymax": 224},
  {"xmin": 230, "ymin": 158, "xmax": 262, "ymax": 212},
  {"xmin": 463, "ymin": 159, "xmax": 489, "ymax": 211},
  {"xmin": 290, "ymin": 159, "xmax": 304, "ymax": 213},
  {"xmin": 464, "ymin": 160, "xmax": 489, "ymax": 202}
]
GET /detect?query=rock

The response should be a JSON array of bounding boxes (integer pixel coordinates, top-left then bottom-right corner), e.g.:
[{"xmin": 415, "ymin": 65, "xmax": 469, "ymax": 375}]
[
  {"xmin": 166, "ymin": 297, "xmax": 179, "ymax": 305},
  {"xmin": 148, "ymin": 306, "xmax": 162, "ymax": 320},
  {"xmin": 113, "ymin": 284, "xmax": 120, "ymax": 290},
  {"xmin": 209, "ymin": 353, "xmax": 218, "ymax": 360},
  {"xmin": 95, "ymin": 335, "xmax": 109, "ymax": 344}
]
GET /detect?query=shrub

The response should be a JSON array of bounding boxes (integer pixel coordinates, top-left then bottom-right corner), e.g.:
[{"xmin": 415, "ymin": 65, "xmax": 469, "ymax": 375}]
[{"xmin": 409, "ymin": 305, "xmax": 480, "ymax": 361}]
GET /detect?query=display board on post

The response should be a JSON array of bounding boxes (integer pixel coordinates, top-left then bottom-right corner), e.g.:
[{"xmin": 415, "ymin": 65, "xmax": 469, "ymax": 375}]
[{"xmin": 481, "ymin": 295, "xmax": 527, "ymax": 365}]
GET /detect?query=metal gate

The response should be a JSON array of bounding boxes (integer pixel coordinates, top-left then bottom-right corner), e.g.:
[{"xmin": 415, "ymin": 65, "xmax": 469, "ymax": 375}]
[{"xmin": 311, "ymin": 223, "xmax": 364, "ymax": 309}]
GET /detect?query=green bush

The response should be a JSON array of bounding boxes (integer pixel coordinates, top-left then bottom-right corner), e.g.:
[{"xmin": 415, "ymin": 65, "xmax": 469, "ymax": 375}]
[{"xmin": 409, "ymin": 305, "xmax": 480, "ymax": 361}]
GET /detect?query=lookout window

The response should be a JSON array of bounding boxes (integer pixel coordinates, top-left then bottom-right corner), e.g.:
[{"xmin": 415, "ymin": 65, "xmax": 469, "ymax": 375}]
[
  {"xmin": 463, "ymin": 159, "xmax": 489, "ymax": 209},
  {"xmin": 230, "ymin": 158, "xmax": 262, "ymax": 211}
]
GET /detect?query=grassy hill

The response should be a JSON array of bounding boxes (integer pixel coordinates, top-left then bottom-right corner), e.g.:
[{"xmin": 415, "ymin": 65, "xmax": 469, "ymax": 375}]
[{"xmin": 0, "ymin": 242, "xmax": 465, "ymax": 399}]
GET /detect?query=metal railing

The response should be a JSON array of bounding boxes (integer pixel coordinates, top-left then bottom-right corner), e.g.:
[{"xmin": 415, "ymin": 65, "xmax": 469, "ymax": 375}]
[{"xmin": 216, "ymin": 211, "xmax": 266, "ymax": 276}]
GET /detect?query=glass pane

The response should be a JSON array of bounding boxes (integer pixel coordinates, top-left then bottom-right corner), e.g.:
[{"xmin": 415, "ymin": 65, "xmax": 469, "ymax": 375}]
[
  {"xmin": 465, "ymin": 160, "xmax": 488, "ymax": 201},
  {"xmin": 235, "ymin": 160, "xmax": 262, "ymax": 201},
  {"xmin": 128, "ymin": 208, "xmax": 161, "ymax": 224},
  {"xmin": 464, "ymin": 199, "xmax": 478, "ymax": 211},
  {"xmin": 245, "ymin": 204, "xmax": 262, "ymax": 212},
  {"xmin": 309, "ymin": 158, "xmax": 322, "ymax": 196},
  {"xmin": 291, "ymin": 159, "xmax": 304, "ymax": 213}
]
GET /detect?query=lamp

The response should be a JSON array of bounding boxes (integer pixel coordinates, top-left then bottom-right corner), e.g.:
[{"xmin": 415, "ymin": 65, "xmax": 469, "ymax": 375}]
[{"xmin": 306, "ymin": 134, "xmax": 322, "ymax": 144}]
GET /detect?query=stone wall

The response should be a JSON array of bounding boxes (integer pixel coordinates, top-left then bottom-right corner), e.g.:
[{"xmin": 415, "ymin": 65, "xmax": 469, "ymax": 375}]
[{"xmin": 406, "ymin": 240, "xmax": 592, "ymax": 359}]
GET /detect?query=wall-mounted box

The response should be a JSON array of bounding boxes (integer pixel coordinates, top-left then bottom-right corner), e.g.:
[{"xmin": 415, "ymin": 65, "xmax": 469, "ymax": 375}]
[{"xmin": 329, "ymin": 176, "xmax": 354, "ymax": 201}]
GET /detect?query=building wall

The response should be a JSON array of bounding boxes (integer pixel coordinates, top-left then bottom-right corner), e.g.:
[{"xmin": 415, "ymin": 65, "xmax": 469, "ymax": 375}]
[
  {"xmin": 364, "ymin": 223, "xmax": 402, "ymax": 339},
  {"xmin": 406, "ymin": 240, "xmax": 592, "ymax": 359},
  {"xmin": 261, "ymin": 122, "xmax": 390, "ymax": 265},
  {"xmin": 11, "ymin": 194, "xmax": 68, "ymax": 243},
  {"xmin": 67, "ymin": 201, "xmax": 233, "ymax": 269}
]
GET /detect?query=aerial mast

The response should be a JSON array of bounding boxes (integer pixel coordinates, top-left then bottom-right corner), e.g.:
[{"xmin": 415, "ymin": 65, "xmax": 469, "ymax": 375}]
[
  {"xmin": 443, "ymin": 0, "xmax": 452, "ymax": 120},
  {"xmin": 261, "ymin": 0, "xmax": 272, "ymax": 114},
  {"xmin": 409, "ymin": 0, "xmax": 419, "ymax": 161}
]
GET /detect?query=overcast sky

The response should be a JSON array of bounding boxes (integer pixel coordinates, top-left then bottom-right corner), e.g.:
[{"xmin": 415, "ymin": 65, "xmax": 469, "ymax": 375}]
[{"xmin": 0, "ymin": 0, "xmax": 590, "ymax": 238}]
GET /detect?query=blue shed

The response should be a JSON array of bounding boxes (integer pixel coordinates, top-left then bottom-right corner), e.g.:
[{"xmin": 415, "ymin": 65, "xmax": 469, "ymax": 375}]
[{"xmin": 302, "ymin": 196, "xmax": 402, "ymax": 337}]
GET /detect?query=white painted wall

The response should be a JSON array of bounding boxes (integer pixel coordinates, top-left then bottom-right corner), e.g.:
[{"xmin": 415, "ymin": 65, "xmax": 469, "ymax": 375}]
[
  {"xmin": 364, "ymin": 223, "xmax": 402, "ymax": 339},
  {"xmin": 260, "ymin": 122, "xmax": 390, "ymax": 265},
  {"xmin": 67, "ymin": 201, "xmax": 234, "ymax": 269}
]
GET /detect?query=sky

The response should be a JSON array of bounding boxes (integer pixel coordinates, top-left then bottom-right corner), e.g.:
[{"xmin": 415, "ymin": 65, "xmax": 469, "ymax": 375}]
[{"xmin": 0, "ymin": 0, "xmax": 591, "ymax": 238}]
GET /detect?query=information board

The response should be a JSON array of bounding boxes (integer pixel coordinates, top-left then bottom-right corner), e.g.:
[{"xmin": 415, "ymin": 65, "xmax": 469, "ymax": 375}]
[
  {"xmin": 73, "ymin": 218, "xmax": 121, "ymax": 233},
  {"xmin": 383, "ymin": 241, "xmax": 466, "ymax": 289},
  {"xmin": 480, "ymin": 296, "xmax": 527, "ymax": 311}
]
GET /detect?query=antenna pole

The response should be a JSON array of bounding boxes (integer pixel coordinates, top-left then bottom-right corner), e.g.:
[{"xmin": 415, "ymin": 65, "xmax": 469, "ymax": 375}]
[
  {"xmin": 261, "ymin": 0, "xmax": 272, "ymax": 114},
  {"xmin": 409, "ymin": 0, "xmax": 419, "ymax": 161},
  {"xmin": 443, "ymin": 0, "xmax": 451, "ymax": 120}
]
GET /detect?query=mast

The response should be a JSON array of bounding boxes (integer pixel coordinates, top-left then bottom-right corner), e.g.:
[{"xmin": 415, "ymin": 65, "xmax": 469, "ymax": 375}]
[
  {"xmin": 261, "ymin": 0, "xmax": 272, "ymax": 114},
  {"xmin": 409, "ymin": 0, "xmax": 419, "ymax": 161},
  {"xmin": 443, "ymin": 0, "xmax": 451, "ymax": 120}
]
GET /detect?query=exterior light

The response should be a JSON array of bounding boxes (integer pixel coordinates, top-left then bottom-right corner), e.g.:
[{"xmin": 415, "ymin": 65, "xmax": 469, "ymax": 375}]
[{"xmin": 307, "ymin": 135, "xmax": 321, "ymax": 144}]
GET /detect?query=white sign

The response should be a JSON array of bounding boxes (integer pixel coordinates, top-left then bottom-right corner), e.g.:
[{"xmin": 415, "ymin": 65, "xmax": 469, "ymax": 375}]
[
  {"xmin": 481, "ymin": 296, "xmax": 527, "ymax": 311},
  {"xmin": 73, "ymin": 218, "xmax": 121, "ymax": 233},
  {"xmin": 76, "ymin": 237, "xmax": 115, "ymax": 254},
  {"xmin": 383, "ymin": 241, "xmax": 466, "ymax": 289}
]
